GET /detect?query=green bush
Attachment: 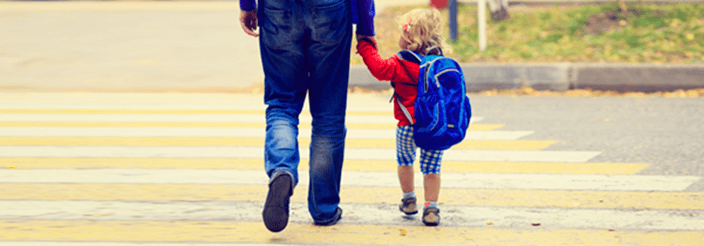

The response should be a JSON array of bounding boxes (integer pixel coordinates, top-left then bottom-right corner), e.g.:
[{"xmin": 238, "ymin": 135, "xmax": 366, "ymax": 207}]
[{"xmin": 357, "ymin": 3, "xmax": 704, "ymax": 64}]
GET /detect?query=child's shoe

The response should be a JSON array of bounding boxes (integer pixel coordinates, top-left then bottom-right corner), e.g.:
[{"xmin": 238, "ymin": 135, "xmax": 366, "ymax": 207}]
[
  {"xmin": 422, "ymin": 207, "xmax": 440, "ymax": 226},
  {"xmin": 399, "ymin": 196, "xmax": 418, "ymax": 215}
]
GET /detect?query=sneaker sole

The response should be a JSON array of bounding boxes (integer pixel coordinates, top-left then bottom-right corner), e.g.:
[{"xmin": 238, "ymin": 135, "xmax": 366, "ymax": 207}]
[
  {"xmin": 399, "ymin": 198, "xmax": 418, "ymax": 215},
  {"xmin": 423, "ymin": 220, "xmax": 440, "ymax": 226},
  {"xmin": 401, "ymin": 208, "xmax": 418, "ymax": 215},
  {"xmin": 422, "ymin": 216, "xmax": 440, "ymax": 226},
  {"xmin": 422, "ymin": 209, "xmax": 440, "ymax": 226},
  {"xmin": 262, "ymin": 175, "xmax": 292, "ymax": 232}
]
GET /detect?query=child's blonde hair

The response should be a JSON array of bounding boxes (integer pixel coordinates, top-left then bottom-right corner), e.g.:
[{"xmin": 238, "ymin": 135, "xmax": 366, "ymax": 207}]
[{"xmin": 398, "ymin": 8, "xmax": 452, "ymax": 55}]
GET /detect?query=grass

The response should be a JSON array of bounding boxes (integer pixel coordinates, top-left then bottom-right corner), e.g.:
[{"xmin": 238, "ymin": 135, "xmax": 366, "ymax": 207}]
[{"xmin": 351, "ymin": 3, "xmax": 704, "ymax": 64}]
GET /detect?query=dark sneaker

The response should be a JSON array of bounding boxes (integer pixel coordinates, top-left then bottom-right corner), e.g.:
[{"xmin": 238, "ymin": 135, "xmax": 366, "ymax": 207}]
[
  {"xmin": 399, "ymin": 196, "xmax": 418, "ymax": 215},
  {"xmin": 262, "ymin": 174, "xmax": 292, "ymax": 232},
  {"xmin": 422, "ymin": 207, "xmax": 440, "ymax": 226},
  {"xmin": 314, "ymin": 207, "xmax": 343, "ymax": 226}
]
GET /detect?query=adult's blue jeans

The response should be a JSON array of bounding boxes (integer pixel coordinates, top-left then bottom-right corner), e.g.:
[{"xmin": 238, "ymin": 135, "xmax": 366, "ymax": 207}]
[{"xmin": 258, "ymin": 0, "xmax": 352, "ymax": 224}]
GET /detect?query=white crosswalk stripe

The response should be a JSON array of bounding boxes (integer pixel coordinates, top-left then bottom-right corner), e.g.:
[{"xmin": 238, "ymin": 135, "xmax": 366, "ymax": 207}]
[
  {"xmin": 0, "ymin": 146, "xmax": 599, "ymax": 162},
  {"xmin": 0, "ymin": 114, "xmax": 484, "ymax": 125},
  {"xmin": 2, "ymin": 201, "xmax": 703, "ymax": 231},
  {"xmin": 2, "ymin": 169, "xmax": 698, "ymax": 191},
  {"xmin": 0, "ymin": 126, "xmax": 512, "ymax": 139},
  {"xmin": 1, "ymin": 169, "xmax": 697, "ymax": 191}
]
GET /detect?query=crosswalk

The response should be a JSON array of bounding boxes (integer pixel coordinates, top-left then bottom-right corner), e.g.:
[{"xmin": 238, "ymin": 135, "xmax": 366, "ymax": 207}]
[{"xmin": 0, "ymin": 92, "xmax": 702, "ymax": 245}]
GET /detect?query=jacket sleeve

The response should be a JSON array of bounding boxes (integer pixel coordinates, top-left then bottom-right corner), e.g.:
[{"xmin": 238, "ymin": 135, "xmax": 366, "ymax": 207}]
[
  {"xmin": 357, "ymin": 39, "xmax": 399, "ymax": 82},
  {"xmin": 355, "ymin": 0, "xmax": 375, "ymax": 36},
  {"xmin": 239, "ymin": 0, "xmax": 256, "ymax": 11}
]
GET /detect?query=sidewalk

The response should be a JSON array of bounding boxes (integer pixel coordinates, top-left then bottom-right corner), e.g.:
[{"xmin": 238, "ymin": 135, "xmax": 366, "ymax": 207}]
[
  {"xmin": 1, "ymin": 1, "xmax": 702, "ymax": 93},
  {"xmin": 351, "ymin": 62, "xmax": 704, "ymax": 92}
]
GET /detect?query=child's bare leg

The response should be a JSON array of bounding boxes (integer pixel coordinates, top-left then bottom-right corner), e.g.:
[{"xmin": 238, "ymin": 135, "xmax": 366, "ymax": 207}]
[
  {"xmin": 398, "ymin": 165, "xmax": 418, "ymax": 214},
  {"xmin": 423, "ymin": 173, "xmax": 440, "ymax": 202},
  {"xmin": 398, "ymin": 165, "xmax": 414, "ymax": 193}
]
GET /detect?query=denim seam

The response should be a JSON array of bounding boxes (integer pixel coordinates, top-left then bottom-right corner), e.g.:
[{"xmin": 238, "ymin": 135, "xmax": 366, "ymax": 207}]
[{"xmin": 314, "ymin": 208, "xmax": 341, "ymax": 224}]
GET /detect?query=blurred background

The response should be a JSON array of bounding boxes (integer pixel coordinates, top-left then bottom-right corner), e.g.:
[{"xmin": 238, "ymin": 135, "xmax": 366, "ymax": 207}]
[{"xmin": 1, "ymin": 0, "xmax": 702, "ymax": 94}]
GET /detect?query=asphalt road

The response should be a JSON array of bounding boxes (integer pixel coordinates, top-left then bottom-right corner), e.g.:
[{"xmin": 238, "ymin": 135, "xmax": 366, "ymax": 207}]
[{"xmin": 468, "ymin": 95, "xmax": 704, "ymax": 191}]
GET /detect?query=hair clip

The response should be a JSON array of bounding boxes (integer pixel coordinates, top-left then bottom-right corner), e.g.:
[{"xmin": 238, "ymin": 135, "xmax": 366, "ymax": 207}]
[{"xmin": 403, "ymin": 19, "xmax": 412, "ymax": 32}]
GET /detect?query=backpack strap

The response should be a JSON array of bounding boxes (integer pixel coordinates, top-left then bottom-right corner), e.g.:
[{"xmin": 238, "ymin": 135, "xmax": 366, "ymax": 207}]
[
  {"xmin": 397, "ymin": 50, "xmax": 422, "ymax": 64},
  {"xmin": 425, "ymin": 46, "xmax": 443, "ymax": 56},
  {"xmin": 395, "ymin": 92, "xmax": 414, "ymax": 124},
  {"xmin": 391, "ymin": 50, "xmax": 423, "ymax": 124},
  {"xmin": 389, "ymin": 82, "xmax": 416, "ymax": 124},
  {"xmin": 420, "ymin": 57, "xmax": 445, "ymax": 93}
]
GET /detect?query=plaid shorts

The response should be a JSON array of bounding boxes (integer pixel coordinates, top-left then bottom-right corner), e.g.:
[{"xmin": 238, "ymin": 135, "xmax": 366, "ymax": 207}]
[{"xmin": 396, "ymin": 125, "xmax": 443, "ymax": 175}]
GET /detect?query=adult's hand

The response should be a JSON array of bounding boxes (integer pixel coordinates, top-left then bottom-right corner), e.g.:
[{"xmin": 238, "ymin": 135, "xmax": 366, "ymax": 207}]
[
  {"xmin": 356, "ymin": 35, "xmax": 376, "ymax": 47},
  {"xmin": 355, "ymin": 35, "xmax": 374, "ymax": 42},
  {"xmin": 240, "ymin": 9, "xmax": 258, "ymax": 37}
]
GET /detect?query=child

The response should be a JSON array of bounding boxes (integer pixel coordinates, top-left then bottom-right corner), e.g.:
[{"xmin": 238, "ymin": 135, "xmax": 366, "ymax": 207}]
[{"xmin": 356, "ymin": 8, "xmax": 452, "ymax": 226}]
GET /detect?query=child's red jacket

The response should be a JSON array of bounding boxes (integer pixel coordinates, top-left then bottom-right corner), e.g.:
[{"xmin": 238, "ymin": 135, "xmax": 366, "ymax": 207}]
[{"xmin": 357, "ymin": 39, "xmax": 418, "ymax": 126}]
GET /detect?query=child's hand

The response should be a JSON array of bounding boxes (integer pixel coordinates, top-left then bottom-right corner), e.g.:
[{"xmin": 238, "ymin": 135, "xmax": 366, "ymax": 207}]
[
  {"xmin": 355, "ymin": 35, "xmax": 376, "ymax": 55},
  {"xmin": 356, "ymin": 35, "xmax": 376, "ymax": 47}
]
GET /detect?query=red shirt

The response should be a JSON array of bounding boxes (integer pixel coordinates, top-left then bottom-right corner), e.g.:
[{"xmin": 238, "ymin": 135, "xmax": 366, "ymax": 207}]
[{"xmin": 357, "ymin": 40, "xmax": 419, "ymax": 126}]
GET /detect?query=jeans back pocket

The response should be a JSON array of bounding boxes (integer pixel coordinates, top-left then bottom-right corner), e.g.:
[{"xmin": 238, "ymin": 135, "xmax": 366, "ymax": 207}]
[
  {"xmin": 311, "ymin": 0, "xmax": 348, "ymax": 44},
  {"xmin": 261, "ymin": 7, "xmax": 292, "ymax": 49}
]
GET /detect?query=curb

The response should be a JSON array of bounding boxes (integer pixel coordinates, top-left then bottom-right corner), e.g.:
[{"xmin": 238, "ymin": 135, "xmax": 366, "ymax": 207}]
[{"xmin": 349, "ymin": 63, "xmax": 704, "ymax": 92}]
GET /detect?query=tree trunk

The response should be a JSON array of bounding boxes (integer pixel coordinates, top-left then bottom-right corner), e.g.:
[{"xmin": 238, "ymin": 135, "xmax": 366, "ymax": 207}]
[{"xmin": 487, "ymin": 0, "xmax": 510, "ymax": 21}]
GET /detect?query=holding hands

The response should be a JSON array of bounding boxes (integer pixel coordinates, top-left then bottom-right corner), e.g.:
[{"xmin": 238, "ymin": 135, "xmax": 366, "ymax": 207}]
[{"xmin": 356, "ymin": 35, "xmax": 376, "ymax": 47}]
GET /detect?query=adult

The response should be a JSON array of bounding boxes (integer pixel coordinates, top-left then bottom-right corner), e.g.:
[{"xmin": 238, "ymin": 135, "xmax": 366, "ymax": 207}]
[{"xmin": 239, "ymin": 0, "xmax": 375, "ymax": 232}]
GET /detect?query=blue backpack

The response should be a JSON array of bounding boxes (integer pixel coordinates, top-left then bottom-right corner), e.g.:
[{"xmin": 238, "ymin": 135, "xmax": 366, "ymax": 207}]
[{"xmin": 397, "ymin": 47, "xmax": 472, "ymax": 151}]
